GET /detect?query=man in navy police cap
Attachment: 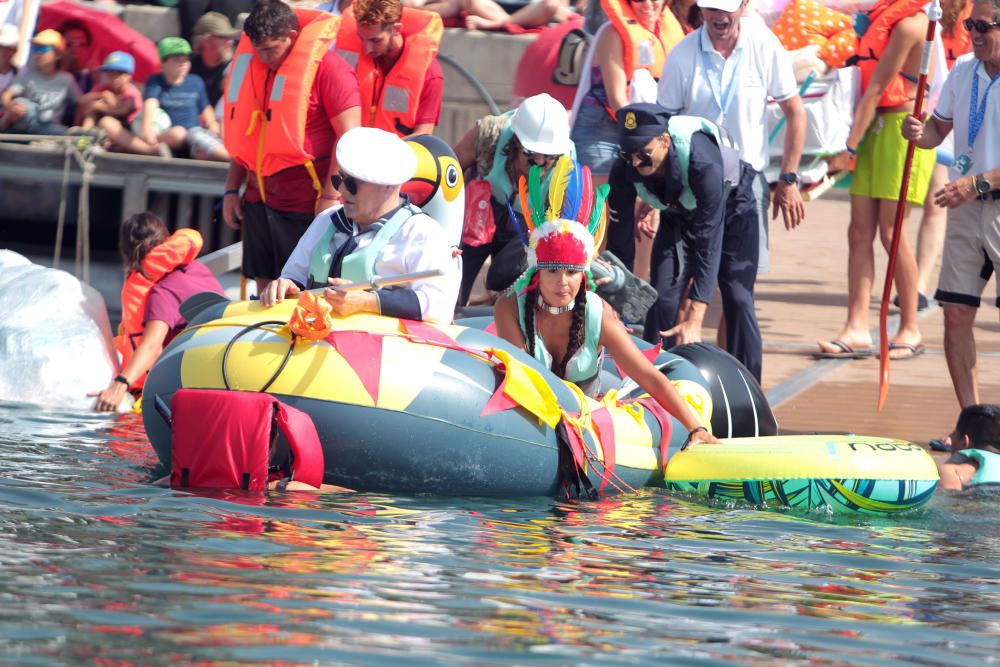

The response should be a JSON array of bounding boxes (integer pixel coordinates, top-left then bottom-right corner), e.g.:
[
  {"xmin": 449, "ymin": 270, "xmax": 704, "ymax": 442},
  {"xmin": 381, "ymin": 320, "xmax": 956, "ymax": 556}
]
[{"xmin": 608, "ymin": 102, "xmax": 762, "ymax": 380}]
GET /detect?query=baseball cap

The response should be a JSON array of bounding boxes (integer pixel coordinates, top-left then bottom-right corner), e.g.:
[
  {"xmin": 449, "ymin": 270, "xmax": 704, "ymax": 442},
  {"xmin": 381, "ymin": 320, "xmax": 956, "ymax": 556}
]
[
  {"xmin": 336, "ymin": 127, "xmax": 417, "ymax": 186},
  {"xmin": 616, "ymin": 103, "xmax": 671, "ymax": 154},
  {"xmin": 32, "ymin": 29, "xmax": 66, "ymax": 51},
  {"xmin": 100, "ymin": 51, "xmax": 136, "ymax": 74},
  {"xmin": 192, "ymin": 12, "xmax": 240, "ymax": 39},
  {"xmin": 0, "ymin": 23, "xmax": 18, "ymax": 48},
  {"xmin": 697, "ymin": 0, "xmax": 744, "ymax": 12},
  {"xmin": 158, "ymin": 36, "xmax": 192, "ymax": 60}
]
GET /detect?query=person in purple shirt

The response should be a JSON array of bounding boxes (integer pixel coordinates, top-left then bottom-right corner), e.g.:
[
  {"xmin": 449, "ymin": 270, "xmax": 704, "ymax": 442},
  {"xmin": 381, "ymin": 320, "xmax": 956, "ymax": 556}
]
[{"xmin": 92, "ymin": 212, "xmax": 225, "ymax": 412}]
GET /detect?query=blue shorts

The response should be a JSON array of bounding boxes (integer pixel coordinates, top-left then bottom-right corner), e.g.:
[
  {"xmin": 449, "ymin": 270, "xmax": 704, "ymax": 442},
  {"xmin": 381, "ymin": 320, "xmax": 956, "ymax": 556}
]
[
  {"xmin": 571, "ymin": 102, "xmax": 619, "ymax": 176},
  {"xmin": 6, "ymin": 98, "xmax": 67, "ymax": 135}
]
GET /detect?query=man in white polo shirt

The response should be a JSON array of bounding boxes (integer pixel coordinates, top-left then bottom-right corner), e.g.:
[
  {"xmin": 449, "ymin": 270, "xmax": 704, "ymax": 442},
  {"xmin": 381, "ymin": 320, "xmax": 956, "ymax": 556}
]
[
  {"xmin": 902, "ymin": 0, "xmax": 1000, "ymax": 443},
  {"xmin": 656, "ymin": 0, "xmax": 806, "ymax": 274}
]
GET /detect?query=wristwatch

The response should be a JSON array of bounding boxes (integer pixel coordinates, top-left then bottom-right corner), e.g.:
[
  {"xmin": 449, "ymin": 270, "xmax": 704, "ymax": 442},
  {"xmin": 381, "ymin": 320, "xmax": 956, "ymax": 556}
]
[
  {"xmin": 778, "ymin": 172, "xmax": 800, "ymax": 186},
  {"xmin": 974, "ymin": 174, "xmax": 993, "ymax": 200}
]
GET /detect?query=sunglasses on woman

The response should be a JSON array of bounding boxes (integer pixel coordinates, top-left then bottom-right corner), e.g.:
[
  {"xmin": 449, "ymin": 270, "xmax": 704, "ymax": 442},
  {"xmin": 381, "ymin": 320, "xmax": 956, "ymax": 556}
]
[
  {"xmin": 619, "ymin": 150, "xmax": 655, "ymax": 167},
  {"xmin": 32, "ymin": 45, "xmax": 56, "ymax": 54},
  {"xmin": 964, "ymin": 18, "xmax": 1000, "ymax": 34},
  {"xmin": 520, "ymin": 146, "xmax": 559, "ymax": 161},
  {"xmin": 331, "ymin": 173, "xmax": 359, "ymax": 195}
]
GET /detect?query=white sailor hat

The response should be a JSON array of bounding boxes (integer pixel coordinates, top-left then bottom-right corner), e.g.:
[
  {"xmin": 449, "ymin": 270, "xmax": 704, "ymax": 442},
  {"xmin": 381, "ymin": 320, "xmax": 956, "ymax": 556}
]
[{"xmin": 335, "ymin": 127, "xmax": 417, "ymax": 186}]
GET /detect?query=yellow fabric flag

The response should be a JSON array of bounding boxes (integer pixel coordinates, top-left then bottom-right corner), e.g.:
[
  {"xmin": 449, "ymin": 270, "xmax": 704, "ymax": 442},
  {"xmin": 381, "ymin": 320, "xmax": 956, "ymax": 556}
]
[{"xmin": 488, "ymin": 348, "xmax": 564, "ymax": 428}]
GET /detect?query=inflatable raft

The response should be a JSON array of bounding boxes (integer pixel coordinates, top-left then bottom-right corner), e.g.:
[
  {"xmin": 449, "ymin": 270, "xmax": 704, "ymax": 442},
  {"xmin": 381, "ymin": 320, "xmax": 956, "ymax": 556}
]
[{"xmin": 143, "ymin": 298, "xmax": 938, "ymax": 511}]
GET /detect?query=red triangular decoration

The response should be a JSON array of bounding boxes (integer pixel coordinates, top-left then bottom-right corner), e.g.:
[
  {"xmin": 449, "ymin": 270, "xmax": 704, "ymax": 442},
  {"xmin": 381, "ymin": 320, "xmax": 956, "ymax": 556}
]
[
  {"xmin": 481, "ymin": 364, "xmax": 520, "ymax": 417},
  {"xmin": 590, "ymin": 406, "xmax": 617, "ymax": 493},
  {"xmin": 325, "ymin": 330, "xmax": 384, "ymax": 404}
]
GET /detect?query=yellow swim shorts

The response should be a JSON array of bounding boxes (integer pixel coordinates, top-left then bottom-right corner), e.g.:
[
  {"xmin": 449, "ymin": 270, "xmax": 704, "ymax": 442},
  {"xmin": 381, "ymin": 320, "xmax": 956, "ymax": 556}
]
[{"xmin": 850, "ymin": 111, "xmax": 935, "ymax": 206}]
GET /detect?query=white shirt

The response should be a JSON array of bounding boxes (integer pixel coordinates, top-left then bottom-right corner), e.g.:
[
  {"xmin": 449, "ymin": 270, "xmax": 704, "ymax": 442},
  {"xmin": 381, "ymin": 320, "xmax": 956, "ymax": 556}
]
[
  {"xmin": 281, "ymin": 203, "xmax": 461, "ymax": 324},
  {"xmin": 657, "ymin": 15, "xmax": 798, "ymax": 171},
  {"xmin": 933, "ymin": 53, "xmax": 1000, "ymax": 179}
]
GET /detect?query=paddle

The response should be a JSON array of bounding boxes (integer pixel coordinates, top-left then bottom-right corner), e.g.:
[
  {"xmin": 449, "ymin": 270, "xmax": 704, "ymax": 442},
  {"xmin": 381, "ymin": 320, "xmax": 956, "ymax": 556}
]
[
  {"xmin": 877, "ymin": 0, "xmax": 941, "ymax": 411},
  {"xmin": 307, "ymin": 269, "xmax": 445, "ymax": 294}
]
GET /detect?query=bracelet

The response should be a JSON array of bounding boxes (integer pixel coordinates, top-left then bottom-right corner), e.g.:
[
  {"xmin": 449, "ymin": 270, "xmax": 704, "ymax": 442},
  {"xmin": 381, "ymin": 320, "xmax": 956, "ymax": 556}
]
[
  {"xmin": 223, "ymin": 189, "xmax": 240, "ymax": 198},
  {"xmin": 113, "ymin": 374, "xmax": 131, "ymax": 391},
  {"xmin": 845, "ymin": 145, "xmax": 857, "ymax": 156},
  {"xmin": 683, "ymin": 426, "xmax": 708, "ymax": 449}
]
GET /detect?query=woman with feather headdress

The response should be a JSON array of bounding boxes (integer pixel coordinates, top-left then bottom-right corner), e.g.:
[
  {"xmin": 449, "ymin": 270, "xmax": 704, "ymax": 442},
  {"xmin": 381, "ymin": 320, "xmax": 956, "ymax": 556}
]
[{"xmin": 494, "ymin": 155, "xmax": 718, "ymax": 448}]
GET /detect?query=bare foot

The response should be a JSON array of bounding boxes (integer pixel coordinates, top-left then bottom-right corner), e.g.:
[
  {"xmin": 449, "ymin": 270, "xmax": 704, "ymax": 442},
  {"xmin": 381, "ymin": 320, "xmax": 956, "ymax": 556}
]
[
  {"xmin": 465, "ymin": 14, "xmax": 502, "ymax": 30},
  {"xmin": 887, "ymin": 336, "xmax": 925, "ymax": 360}
]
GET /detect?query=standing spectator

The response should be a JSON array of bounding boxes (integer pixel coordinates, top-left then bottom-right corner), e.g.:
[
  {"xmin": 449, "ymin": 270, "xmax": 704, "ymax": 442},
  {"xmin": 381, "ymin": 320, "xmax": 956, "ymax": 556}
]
[
  {"xmin": 223, "ymin": 0, "xmax": 361, "ymax": 294},
  {"xmin": 451, "ymin": 93, "xmax": 575, "ymax": 305},
  {"xmin": 817, "ymin": 0, "xmax": 936, "ymax": 359},
  {"xmin": 336, "ymin": 0, "xmax": 443, "ymax": 137},
  {"xmin": 57, "ymin": 19, "xmax": 96, "ymax": 94},
  {"xmin": 611, "ymin": 103, "xmax": 762, "ymax": 380},
  {"xmin": 669, "ymin": 0, "xmax": 701, "ymax": 32},
  {"xmin": 135, "ymin": 37, "xmax": 228, "ymax": 161},
  {"xmin": 901, "ymin": 0, "xmax": 1000, "ymax": 444},
  {"xmin": 657, "ymin": 0, "xmax": 806, "ymax": 279},
  {"xmin": 75, "ymin": 51, "xmax": 144, "ymax": 137},
  {"xmin": 191, "ymin": 11, "xmax": 239, "ymax": 108},
  {"xmin": 0, "ymin": 30, "xmax": 80, "ymax": 135},
  {"xmin": 0, "ymin": 23, "xmax": 18, "ymax": 97}
]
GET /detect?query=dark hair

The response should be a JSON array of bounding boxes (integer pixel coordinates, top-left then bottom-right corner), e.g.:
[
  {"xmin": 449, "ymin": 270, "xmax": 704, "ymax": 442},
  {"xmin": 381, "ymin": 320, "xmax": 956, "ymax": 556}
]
[
  {"xmin": 956, "ymin": 404, "xmax": 1000, "ymax": 452},
  {"xmin": 524, "ymin": 283, "xmax": 588, "ymax": 379},
  {"xmin": 57, "ymin": 20, "xmax": 92, "ymax": 44},
  {"xmin": 120, "ymin": 212, "xmax": 169, "ymax": 278},
  {"xmin": 243, "ymin": 0, "xmax": 300, "ymax": 44}
]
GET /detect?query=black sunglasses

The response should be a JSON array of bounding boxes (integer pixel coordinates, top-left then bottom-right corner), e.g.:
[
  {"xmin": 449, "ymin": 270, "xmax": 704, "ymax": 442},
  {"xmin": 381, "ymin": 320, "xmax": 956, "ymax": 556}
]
[
  {"xmin": 520, "ymin": 146, "xmax": 559, "ymax": 161},
  {"xmin": 331, "ymin": 173, "xmax": 358, "ymax": 195},
  {"xmin": 964, "ymin": 18, "xmax": 1000, "ymax": 34},
  {"xmin": 619, "ymin": 150, "xmax": 655, "ymax": 167}
]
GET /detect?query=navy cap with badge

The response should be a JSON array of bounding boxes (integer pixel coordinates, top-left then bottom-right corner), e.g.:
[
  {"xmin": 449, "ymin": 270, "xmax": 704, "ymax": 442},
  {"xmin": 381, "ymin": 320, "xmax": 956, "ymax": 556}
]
[{"xmin": 616, "ymin": 103, "xmax": 672, "ymax": 154}]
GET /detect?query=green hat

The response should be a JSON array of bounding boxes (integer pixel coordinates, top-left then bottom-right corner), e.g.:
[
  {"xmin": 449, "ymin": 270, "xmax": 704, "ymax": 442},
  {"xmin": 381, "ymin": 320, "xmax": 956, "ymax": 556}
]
[{"xmin": 158, "ymin": 37, "xmax": 192, "ymax": 60}]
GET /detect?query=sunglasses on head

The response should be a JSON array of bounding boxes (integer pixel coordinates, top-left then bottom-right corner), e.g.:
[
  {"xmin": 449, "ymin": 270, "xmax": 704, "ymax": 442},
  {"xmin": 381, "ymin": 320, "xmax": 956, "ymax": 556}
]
[
  {"xmin": 619, "ymin": 150, "xmax": 655, "ymax": 167},
  {"xmin": 964, "ymin": 18, "xmax": 1000, "ymax": 34},
  {"xmin": 331, "ymin": 173, "xmax": 359, "ymax": 195},
  {"xmin": 520, "ymin": 146, "xmax": 559, "ymax": 161},
  {"xmin": 32, "ymin": 45, "xmax": 55, "ymax": 54}
]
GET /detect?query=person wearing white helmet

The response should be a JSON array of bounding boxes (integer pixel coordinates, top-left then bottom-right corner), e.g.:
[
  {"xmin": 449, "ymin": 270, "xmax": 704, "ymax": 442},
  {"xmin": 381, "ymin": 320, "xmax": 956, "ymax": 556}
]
[
  {"xmin": 260, "ymin": 127, "xmax": 461, "ymax": 324},
  {"xmin": 452, "ymin": 93, "xmax": 575, "ymax": 306}
]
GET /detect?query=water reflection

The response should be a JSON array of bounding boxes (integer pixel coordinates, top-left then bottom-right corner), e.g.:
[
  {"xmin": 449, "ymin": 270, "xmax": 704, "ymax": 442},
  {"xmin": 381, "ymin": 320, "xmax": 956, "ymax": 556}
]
[{"xmin": 1, "ymin": 404, "xmax": 998, "ymax": 664}]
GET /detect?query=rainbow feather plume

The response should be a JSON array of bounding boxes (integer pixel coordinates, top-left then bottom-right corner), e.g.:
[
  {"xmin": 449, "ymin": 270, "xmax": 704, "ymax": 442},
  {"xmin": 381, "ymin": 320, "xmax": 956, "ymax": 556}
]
[
  {"xmin": 517, "ymin": 176, "xmax": 534, "ymax": 233},
  {"xmin": 588, "ymin": 184, "xmax": 609, "ymax": 239},
  {"xmin": 576, "ymin": 165, "xmax": 594, "ymax": 224},
  {"xmin": 546, "ymin": 156, "xmax": 573, "ymax": 221},
  {"xmin": 506, "ymin": 201, "xmax": 530, "ymax": 245},
  {"xmin": 527, "ymin": 165, "xmax": 547, "ymax": 229}
]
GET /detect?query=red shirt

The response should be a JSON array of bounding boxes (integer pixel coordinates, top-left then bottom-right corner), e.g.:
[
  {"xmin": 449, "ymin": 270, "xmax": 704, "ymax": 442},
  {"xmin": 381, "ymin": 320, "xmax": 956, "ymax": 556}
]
[
  {"xmin": 416, "ymin": 58, "xmax": 443, "ymax": 127},
  {"xmin": 94, "ymin": 82, "xmax": 144, "ymax": 123},
  {"xmin": 144, "ymin": 263, "xmax": 225, "ymax": 346},
  {"xmin": 245, "ymin": 50, "xmax": 361, "ymax": 213}
]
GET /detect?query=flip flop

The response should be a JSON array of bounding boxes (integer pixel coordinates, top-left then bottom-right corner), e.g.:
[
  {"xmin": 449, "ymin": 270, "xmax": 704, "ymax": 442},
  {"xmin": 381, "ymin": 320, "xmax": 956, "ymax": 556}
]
[
  {"xmin": 881, "ymin": 342, "xmax": 926, "ymax": 360},
  {"xmin": 814, "ymin": 339, "xmax": 873, "ymax": 359}
]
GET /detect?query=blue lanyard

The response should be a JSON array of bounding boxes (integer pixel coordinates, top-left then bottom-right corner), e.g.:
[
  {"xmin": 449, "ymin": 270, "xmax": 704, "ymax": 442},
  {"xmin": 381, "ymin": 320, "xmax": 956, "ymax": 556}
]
[
  {"xmin": 968, "ymin": 61, "xmax": 1000, "ymax": 148},
  {"xmin": 700, "ymin": 29, "xmax": 745, "ymax": 120}
]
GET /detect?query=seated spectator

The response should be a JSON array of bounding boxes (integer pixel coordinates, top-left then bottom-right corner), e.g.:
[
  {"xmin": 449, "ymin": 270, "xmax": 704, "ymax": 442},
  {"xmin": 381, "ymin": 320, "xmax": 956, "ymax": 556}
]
[
  {"xmin": 135, "ymin": 37, "xmax": 229, "ymax": 161},
  {"xmin": 191, "ymin": 11, "xmax": 239, "ymax": 108},
  {"xmin": 75, "ymin": 51, "xmax": 144, "ymax": 141},
  {"xmin": 316, "ymin": 0, "xmax": 354, "ymax": 15},
  {"xmin": 0, "ymin": 30, "xmax": 81, "ymax": 135},
  {"xmin": 0, "ymin": 23, "xmax": 18, "ymax": 96},
  {"xmin": 57, "ymin": 19, "xmax": 97, "ymax": 93},
  {"xmin": 936, "ymin": 404, "xmax": 1000, "ymax": 491},
  {"xmin": 407, "ymin": 0, "xmax": 572, "ymax": 31}
]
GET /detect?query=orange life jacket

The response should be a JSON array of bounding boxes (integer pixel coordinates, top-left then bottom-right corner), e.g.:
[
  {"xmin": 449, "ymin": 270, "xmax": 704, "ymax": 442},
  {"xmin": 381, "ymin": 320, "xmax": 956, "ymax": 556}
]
[
  {"xmin": 601, "ymin": 0, "xmax": 684, "ymax": 83},
  {"xmin": 336, "ymin": 7, "xmax": 442, "ymax": 137},
  {"xmin": 942, "ymin": 2, "xmax": 973, "ymax": 69},
  {"xmin": 850, "ymin": 0, "xmax": 930, "ymax": 108},
  {"xmin": 114, "ymin": 229, "xmax": 203, "ymax": 391},
  {"xmin": 223, "ymin": 8, "xmax": 341, "ymax": 202}
]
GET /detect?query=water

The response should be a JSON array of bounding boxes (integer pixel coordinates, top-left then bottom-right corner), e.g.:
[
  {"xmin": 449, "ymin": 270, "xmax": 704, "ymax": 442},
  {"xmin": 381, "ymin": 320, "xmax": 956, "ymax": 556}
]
[{"xmin": 1, "ymin": 403, "xmax": 998, "ymax": 666}]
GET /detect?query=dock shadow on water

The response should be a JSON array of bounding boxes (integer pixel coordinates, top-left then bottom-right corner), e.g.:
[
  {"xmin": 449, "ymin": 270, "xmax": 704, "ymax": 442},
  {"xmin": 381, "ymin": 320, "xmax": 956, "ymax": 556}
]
[{"xmin": 0, "ymin": 402, "xmax": 997, "ymax": 666}]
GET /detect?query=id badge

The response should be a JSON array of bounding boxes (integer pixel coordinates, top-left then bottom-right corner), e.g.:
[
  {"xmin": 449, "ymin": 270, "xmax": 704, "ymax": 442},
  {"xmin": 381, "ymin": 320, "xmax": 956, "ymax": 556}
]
[{"xmin": 954, "ymin": 153, "xmax": 973, "ymax": 175}]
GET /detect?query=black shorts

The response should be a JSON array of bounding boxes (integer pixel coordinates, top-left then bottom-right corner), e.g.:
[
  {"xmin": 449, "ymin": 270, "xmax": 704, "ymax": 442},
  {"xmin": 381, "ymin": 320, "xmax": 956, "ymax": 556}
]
[{"xmin": 241, "ymin": 201, "xmax": 314, "ymax": 281}]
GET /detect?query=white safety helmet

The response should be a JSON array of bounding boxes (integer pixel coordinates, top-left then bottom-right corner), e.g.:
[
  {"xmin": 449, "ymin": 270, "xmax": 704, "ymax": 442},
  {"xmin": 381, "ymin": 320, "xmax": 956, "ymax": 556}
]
[{"xmin": 510, "ymin": 93, "xmax": 571, "ymax": 156}]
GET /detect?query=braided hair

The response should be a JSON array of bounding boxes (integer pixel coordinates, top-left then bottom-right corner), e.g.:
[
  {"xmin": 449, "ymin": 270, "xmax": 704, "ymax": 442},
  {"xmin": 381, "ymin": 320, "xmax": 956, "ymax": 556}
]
[
  {"xmin": 523, "ymin": 286, "xmax": 539, "ymax": 360},
  {"xmin": 552, "ymin": 286, "xmax": 588, "ymax": 379}
]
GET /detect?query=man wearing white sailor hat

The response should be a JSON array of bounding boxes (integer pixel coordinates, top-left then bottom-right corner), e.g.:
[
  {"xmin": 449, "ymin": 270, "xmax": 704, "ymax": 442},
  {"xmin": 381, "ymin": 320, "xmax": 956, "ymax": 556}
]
[{"xmin": 260, "ymin": 127, "xmax": 461, "ymax": 324}]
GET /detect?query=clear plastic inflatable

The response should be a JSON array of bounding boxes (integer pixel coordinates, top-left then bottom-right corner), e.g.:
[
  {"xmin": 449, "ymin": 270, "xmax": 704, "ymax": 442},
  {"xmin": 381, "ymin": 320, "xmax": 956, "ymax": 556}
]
[{"xmin": 0, "ymin": 251, "xmax": 128, "ymax": 411}]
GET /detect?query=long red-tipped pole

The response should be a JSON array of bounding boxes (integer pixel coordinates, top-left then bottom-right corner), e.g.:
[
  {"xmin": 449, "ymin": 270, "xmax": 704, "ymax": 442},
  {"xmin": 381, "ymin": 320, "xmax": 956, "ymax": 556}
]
[{"xmin": 878, "ymin": 0, "xmax": 942, "ymax": 411}]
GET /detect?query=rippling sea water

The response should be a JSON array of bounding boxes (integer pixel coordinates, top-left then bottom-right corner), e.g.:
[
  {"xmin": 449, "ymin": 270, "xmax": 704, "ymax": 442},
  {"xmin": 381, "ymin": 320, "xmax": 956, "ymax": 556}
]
[{"xmin": 1, "ymin": 402, "xmax": 998, "ymax": 666}]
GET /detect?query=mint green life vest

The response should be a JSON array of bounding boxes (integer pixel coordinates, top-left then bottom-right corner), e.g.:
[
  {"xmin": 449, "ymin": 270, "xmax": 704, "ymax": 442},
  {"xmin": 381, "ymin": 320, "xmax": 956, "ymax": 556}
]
[
  {"xmin": 634, "ymin": 115, "xmax": 722, "ymax": 212},
  {"xmin": 517, "ymin": 290, "xmax": 605, "ymax": 387},
  {"xmin": 957, "ymin": 449, "xmax": 1000, "ymax": 487},
  {"xmin": 307, "ymin": 203, "xmax": 420, "ymax": 289}
]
